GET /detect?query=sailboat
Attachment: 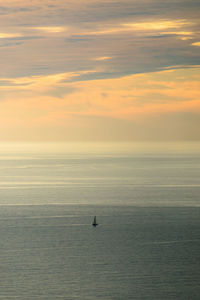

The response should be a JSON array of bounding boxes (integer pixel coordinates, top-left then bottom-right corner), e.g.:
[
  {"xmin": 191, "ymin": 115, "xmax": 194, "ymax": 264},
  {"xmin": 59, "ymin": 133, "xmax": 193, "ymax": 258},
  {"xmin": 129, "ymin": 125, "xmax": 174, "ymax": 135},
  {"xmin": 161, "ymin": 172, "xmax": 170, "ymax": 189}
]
[{"xmin": 92, "ymin": 216, "xmax": 98, "ymax": 227}]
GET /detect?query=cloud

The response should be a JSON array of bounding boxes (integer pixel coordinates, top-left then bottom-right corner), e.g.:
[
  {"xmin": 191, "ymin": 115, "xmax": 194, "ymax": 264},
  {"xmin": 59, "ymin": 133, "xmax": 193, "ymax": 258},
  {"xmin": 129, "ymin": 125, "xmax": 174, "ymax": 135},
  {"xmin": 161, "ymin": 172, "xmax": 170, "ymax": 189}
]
[
  {"xmin": 1, "ymin": 66, "xmax": 200, "ymax": 117},
  {"xmin": 33, "ymin": 26, "xmax": 67, "ymax": 33},
  {"xmin": 0, "ymin": 41, "xmax": 23, "ymax": 48},
  {"xmin": 0, "ymin": 1, "xmax": 199, "ymax": 79},
  {"xmin": 0, "ymin": 0, "xmax": 199, "ymax": 141},
  {"xmin": 0, "ymin": 32, "xmax": 22, "ymax": 38},
  {"xmin": 0, "ymin": 70, "xmax": 99, "ymax": 93},
  {"xmin": 93, "ymin": 56, "xmax": 112, "ymax": 61},
  {"xmin": 122, "ymin": 19, "xmax": 191, "ymax": 31},
  {"xmin": 78, "ymin": 19, "xmax": 192, "ymax": 37},
  {"xmin": 191, "ymin": 42, "xmax": 200, "ymax": 46}
]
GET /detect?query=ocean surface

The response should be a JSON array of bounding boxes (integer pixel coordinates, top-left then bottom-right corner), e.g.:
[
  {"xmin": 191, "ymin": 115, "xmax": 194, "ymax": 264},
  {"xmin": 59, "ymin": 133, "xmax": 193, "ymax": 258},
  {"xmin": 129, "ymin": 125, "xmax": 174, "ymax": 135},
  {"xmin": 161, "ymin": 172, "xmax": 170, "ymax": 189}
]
[{"xmin": 0, "ymin": 143, "xmax": 200, "ymax": 299}]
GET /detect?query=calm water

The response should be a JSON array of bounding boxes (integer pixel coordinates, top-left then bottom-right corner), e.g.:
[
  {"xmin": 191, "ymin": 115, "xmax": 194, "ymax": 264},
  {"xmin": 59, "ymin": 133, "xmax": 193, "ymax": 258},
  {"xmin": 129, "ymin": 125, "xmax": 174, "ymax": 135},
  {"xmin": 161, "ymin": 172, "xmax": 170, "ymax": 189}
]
[{"xmin": 0, "ymin": 144, "xmax": 199, "ymax": 299}]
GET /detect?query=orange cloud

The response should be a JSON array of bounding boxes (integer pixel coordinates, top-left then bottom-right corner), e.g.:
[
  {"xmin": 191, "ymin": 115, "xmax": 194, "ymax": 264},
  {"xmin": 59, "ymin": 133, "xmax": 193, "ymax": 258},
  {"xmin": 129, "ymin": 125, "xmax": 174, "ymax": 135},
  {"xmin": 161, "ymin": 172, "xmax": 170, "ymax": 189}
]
[
  {"xmin": 33, "ymin": 26, "xmax": 67, "ymax": 33},
  {"xmin": 0, "ymin": 32, "xmax": 22, "ymax": 38},
  {"xmin": 122, "ymin": 20, "xmax": 191, "ymax": 30},
  {"xmin": 93, "ymin": 56, "xmax": 112, "ymax": 61},
  {"xmin": 82, "ymin": 19, "xmax": 194, "ymax": 38},
  {"xmin": 192, "ymin": 42, "xmax": 200, "ymax": 46}
]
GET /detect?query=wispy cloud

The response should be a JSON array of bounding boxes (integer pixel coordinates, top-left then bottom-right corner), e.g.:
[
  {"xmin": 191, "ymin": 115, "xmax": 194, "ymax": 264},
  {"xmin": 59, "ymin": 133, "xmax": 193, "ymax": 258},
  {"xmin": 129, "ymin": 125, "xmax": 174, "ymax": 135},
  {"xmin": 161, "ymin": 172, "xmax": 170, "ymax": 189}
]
[
  {"xmin": 93, "ymin": 56, "xmax": 112, "ymax": 61},
  {"xmin": 80, "ymin": 19, "xmax": 193, "ymax": 37},
  {"xmin": 0, "ymin": 0, "xmax": 199, "ymax": 141},
  {"xmin": 191, "ymin": 42, "xmax": 200, "ymax": 46},
  {"xmin": 32, "ymin": 26, "xmax": 67, "ymax": 33},
  {"xmin": 122, "ymin": 19, "xmax": 191, "ymax": 31},
  {"xmin": 0, "ymin": 32, "xmax": 22, "ymax": 39},
  {"xmin": 0, "ymin": 66, "xmax": 200, "ymax": 141},
  {"xmin": 0, "ymin": 69, "xmax": 99, "ymax": 92}
]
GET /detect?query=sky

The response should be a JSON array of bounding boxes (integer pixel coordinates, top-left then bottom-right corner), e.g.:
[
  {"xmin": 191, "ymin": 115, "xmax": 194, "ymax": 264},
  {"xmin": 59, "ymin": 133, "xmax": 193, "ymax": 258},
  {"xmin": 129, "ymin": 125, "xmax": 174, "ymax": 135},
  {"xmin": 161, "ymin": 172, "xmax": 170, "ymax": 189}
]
[{"xmin": 0, "ymin": 0, "xmax": 200, "ymax": 142}]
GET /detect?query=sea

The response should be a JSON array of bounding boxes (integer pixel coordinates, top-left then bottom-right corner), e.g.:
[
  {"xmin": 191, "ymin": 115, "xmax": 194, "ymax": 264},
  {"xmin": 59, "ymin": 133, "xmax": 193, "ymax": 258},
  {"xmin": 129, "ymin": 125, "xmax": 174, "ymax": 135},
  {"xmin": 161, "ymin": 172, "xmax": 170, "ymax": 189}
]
[{"xmin": 0, "ymin": 142, "xmax": 199, "ymax": 299}]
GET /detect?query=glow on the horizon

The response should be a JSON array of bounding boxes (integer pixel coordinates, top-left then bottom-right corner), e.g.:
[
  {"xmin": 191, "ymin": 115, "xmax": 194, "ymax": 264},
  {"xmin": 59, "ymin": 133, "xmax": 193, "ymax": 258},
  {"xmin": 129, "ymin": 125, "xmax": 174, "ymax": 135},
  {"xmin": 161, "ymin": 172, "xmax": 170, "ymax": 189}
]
[{"xmin": 0, "ymin": 66, "xmax": 199, "ymax": 141}]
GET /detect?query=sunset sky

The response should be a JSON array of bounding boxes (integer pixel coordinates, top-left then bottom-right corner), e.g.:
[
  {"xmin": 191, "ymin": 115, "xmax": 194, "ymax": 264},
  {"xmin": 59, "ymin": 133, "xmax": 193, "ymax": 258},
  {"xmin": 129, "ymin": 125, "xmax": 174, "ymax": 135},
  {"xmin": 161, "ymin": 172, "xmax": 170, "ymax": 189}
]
[{"xmin": 0, "ymin": 0, "xmax": 200, "ymax": 142}]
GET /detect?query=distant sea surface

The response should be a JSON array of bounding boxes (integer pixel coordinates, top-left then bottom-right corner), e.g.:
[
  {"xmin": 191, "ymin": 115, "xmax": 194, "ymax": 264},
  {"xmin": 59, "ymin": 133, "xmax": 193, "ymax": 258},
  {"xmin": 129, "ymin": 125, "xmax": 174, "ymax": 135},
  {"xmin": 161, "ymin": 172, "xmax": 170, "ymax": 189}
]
[{"xmin": 0, "ymin": 143, "xmax": 199, "ymax": 299}]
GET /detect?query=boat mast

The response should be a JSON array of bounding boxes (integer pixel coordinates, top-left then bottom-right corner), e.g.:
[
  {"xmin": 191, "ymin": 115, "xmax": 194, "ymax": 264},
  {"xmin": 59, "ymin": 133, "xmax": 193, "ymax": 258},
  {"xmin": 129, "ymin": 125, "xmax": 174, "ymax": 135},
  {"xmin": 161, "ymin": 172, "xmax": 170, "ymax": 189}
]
[{"xmin": 92, "ymin": 216, "xmax": 98, "ymax": 226}]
